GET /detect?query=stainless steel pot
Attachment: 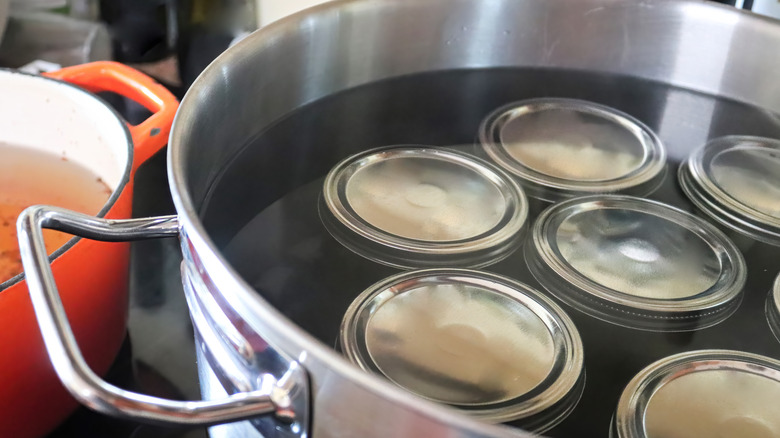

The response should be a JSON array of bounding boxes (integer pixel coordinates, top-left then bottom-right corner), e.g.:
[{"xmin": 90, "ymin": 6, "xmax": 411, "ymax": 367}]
[{"xmin": 18, "ymin": 0, "xmax": 780, "ymax": 437}]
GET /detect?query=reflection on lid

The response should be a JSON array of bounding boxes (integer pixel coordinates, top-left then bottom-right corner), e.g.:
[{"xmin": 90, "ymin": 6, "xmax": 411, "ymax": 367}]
[
  {"xmin": 647, "ymin": 370, "xmax": 780, "ymax": 438},
  {"xmin": 498, "ymin": 107, "xmax": 644, "ymax": 181},
  {"xmin": 710, "ymin": 146, "xmax": 780, "ymax": 219},
  {"xmin": 555, "ymin": 208, "xmax": 721, "ymax": 299},
  {"xmin": 614, "ymin": 350, "xmax": 780, "ymax": 438},
  {"xmin": 680, "ymin": 136, "xmax": 780, "ymax": 246},
  {"xmin": 345, "ymin": 155, "xmax": 505, "ymax": 241},
  {"xmin": 767, "ymin": 273, "xmax": 780, "ymax": 345},
  {"xmin": 526, "ymin": 195, "xmax": 746, "ymax": 331},
  {"xmin": 321, "ymin": 146, "xmax": 528, "ymax": 268},
  {"xmin": 479, "ymin": 98, "xmax": 666, "ymax": 201},
  {"xmin": 366, "ymin": 282, "xmax": 555, "ymax": 405},
  {"xmin": 341, "ymin": 269, "xmax": 584, "ymax": 431}
]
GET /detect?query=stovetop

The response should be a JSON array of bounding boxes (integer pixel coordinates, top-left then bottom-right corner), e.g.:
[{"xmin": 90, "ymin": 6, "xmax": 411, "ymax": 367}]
[{"xmin": 46, "ymin": 150, "xmax": 208, "ymax": 438}]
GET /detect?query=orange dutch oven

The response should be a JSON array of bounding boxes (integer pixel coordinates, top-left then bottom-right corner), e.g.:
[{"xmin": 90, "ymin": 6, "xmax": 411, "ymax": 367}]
[{"xmin": 0, "ymin": 61, "xmax": 177, "ymax": 437}]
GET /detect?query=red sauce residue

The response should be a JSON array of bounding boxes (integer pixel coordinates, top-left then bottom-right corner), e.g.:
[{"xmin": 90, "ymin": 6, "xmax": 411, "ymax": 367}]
[{"xmin": 0, "ymin": 144, "xmax": 112, "ymax": 282}]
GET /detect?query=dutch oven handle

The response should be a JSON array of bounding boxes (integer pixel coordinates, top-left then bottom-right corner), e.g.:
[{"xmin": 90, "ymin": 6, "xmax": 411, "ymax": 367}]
[
  {"xmin": 43, "ymin": 61, "xmax": 179, "ymax": 170},
  {"xmin": 17, "ymin": 206, "xmax": 303, "ymax": 427}
]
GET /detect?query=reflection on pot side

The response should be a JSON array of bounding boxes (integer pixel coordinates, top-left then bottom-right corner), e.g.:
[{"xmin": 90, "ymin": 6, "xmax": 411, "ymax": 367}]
[{"xmin": 0, "ymin": 143, "xmax": 110, "ymax": 282}]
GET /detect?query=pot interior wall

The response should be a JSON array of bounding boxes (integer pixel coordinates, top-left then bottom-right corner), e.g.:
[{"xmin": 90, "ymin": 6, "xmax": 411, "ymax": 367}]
[{"xmin": 174, "ymin": 0, "xmax": 780, "ymax": 212}]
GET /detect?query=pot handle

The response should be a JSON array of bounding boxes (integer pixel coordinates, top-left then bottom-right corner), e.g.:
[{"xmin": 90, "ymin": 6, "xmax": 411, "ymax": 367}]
[
  {"xmin": 17, "ymin": 206, "xmax": 304, "ymax": 427},
  {"xmin": 43, "ymin": 61, "xmax": 179, "ymax": 170}
]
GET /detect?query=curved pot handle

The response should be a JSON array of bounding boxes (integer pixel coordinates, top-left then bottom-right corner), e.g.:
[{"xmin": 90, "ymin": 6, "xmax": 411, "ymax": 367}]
[
  {"xmin": 17, "ymin": 206, "xmax": 305, "ymax": 427},
  {"xmin": 43, "ymin": 61, "xmax": 179, "ymax": 170}
]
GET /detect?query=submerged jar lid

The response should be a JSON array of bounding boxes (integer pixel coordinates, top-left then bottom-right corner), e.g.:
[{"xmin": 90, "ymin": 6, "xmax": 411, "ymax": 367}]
[
  {"xmin": 767, "ymin": 273, "xmax": 780, "ymax": 344},
  {"xmin": 679, "ymin": 136, "xmax": 780, "ymax": 246},
  {"xmin": 321, "ymin": 146, "xmax": 529, "ymax": 268},
  {"xmin": 340, "ymin": 269, "xmax": 584, "ymax": 432},
  {"xmin": 526, "ymin": 195, "xmax": 746, "ymax": 331},
  {"xmin": 613, "ymin": 350, "xmax": 780, "ymax": 438},
  {"xmin": 478, "ymin": 98, "xmax": 666, "ymax": 202}
]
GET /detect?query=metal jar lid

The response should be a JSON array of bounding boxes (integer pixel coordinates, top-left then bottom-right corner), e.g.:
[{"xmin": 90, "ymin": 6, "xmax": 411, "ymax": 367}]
[
  {"xmin": 340, "ymin": 269, "xmax": 584, "ymax": 432},
  {"xmin": 478, "ymin": 98, "xmax": 666, "ymax": 201},
  {"xmin": 613, "ymin": 350, "xmax": 780, "ymax": 438},
  {"xmin": 321, "ymin": 146, "xmax": 529, "ymax": 268},
  {"xmin": 679, "ymin": 136, "xmax": 780, "ymax": 246},
  {"xmin": 526, "ymin": 195, "xmax": 746, "ymax": 331},
  {"xmin": 767, "ymin": 273, "xmax": 780, "ymax": 344}
]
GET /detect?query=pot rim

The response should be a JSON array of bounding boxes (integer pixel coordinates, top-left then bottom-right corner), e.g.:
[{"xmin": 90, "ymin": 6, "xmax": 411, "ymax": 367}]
[{"xmin": 0, "ymin": 69, "xmax": 133, "ymax": 292}]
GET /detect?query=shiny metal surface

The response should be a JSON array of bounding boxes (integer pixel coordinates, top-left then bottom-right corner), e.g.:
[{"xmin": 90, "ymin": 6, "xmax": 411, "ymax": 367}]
[
  {"xmin": 340, "ymin": 269, "xmax": 583, "ymax": 431},
  {"xmin": 321, "ymin": 146, "xmax": 528, "ymax": 268},
  {"xmin": 613, "ymin": 350, "xmax": 780, "ymax": 438},
  {"xmin": 342, "ymin": 150, "xmax": 506, "ymax": 241},
  {"xmin": 16, "ymin": 205, "xmax": 306, "ymax": 427},
  {"xmin": 364, "ymin": 287, "xmax": 553, "ymax": 404},
  {"xmin": 479, "ymin": 99, "xmax": 666, "ymax": 201},
  {"xmin": 199, "ymin": 346, "xmax": 267, "ymax": 438},
  {"xmin": 526, "ymin": 195, "xmax": 746, "ymax": 331},
  {"xmin": 179, "ymin": 227, "xmax": 525, "ymax": 438},
  {"xmin": 557, "ymin": 207, "xmax": 719, "ymax": 299},
  {"xmin": 164, "ymin": 0, "xmax": 780, "ymax": 437},
  {"xmin": 680, "ymin": 136, "xmax": 780, "ymax": 246},
  {"xmin": 768, "ymin": 274, "xmax": 780, "ymax": 345},
  {"xmin": 711, "ymin": 145, "xmax": 780, "ymax": 218},
  {"xmin": 183, "ymin": 264, "xmax": 310, "ymax": 437}
]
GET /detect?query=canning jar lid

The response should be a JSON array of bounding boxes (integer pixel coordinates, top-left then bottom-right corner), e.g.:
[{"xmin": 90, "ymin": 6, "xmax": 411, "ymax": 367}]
[
  {"xmin": 767, "ymin": 273, "xmax": 780, "ymax": 344},
  {"xmin": 679, "ymin": 135, "xmax": 780, "ymax": 246},
  {"xmin": 526, "ymin": 195, "xmax": 746, "ymax": 331},
  {"xmin": 340, "ymin": 269, "xmax": 584, "ymax": 432},
  {"xmin": 321, "ymin": 146, "xmax": 528, "ymax": 268},
  {"xmin": 478, "ymin": 98, "xmax": 666, "ymax": 201},
  {"xmin": 613, "ymin": 350, "xmax": 780, "ymax": 438}
]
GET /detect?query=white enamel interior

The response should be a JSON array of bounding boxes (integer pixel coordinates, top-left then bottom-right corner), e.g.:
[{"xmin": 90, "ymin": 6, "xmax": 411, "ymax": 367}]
[{"xmin": 0, "ymin": 70, "xmax": 129, "ymax": 190}]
